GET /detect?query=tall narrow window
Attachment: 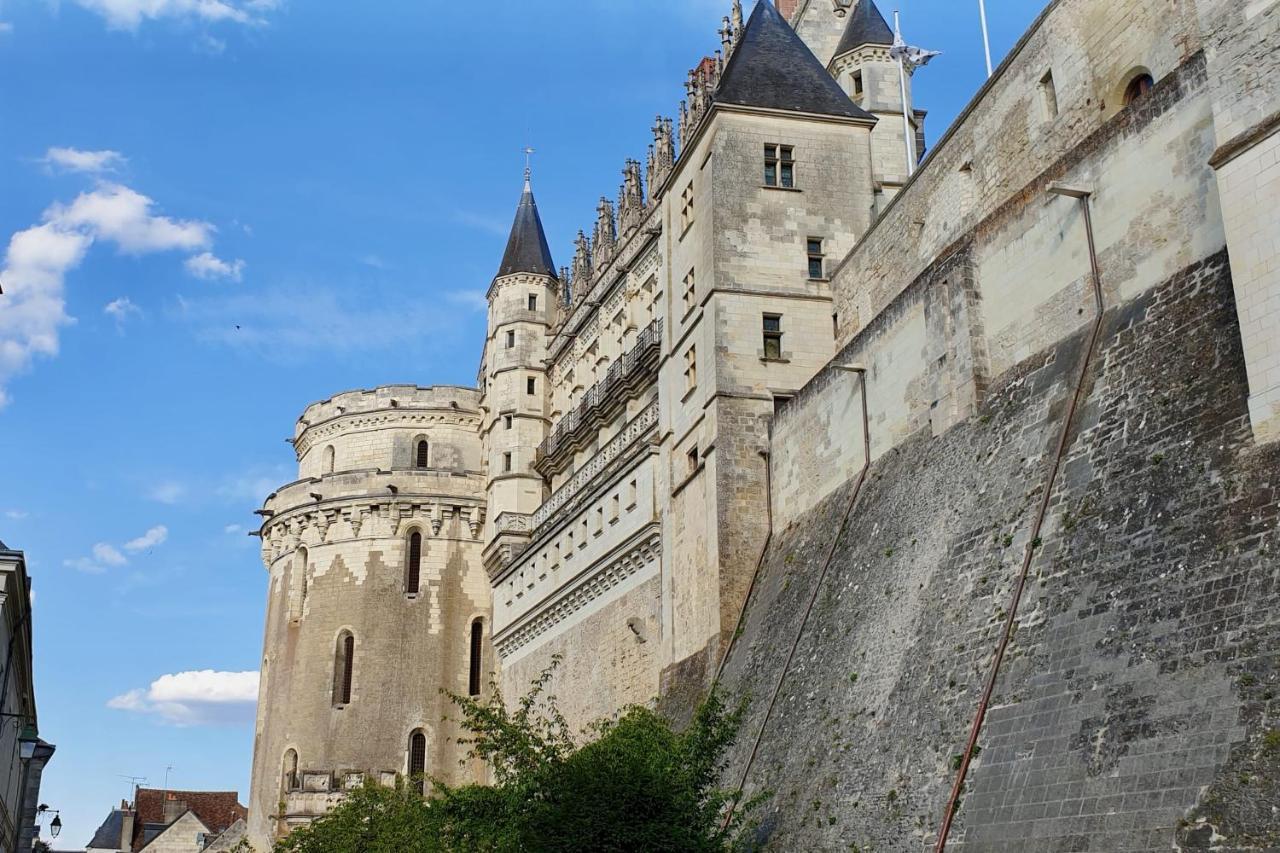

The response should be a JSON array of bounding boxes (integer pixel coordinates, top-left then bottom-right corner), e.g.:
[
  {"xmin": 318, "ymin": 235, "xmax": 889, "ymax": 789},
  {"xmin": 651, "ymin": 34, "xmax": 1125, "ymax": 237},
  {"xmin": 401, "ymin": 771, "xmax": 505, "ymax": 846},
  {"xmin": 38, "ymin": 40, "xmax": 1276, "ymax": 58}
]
[
  {"xmin": 682, "ymin": 268, "xmax": 696, "ymax": 314},
  {"xmin": 763, "ymin": 314, "xmax": 783, "ymax": 360},
  {"xmin": 1038, "ymin": 70, "xmax": 1059, "ymax": 120},
  {"xmin": 283, "ymin": 749, "xmax": 299, "ymax": 793},
  {"xmin": 684, "ymin": 346, "xmax": 697, "ymax": 393},
  {"xmin": 680, "ymin": 182, "xmax": 695, "ymax": 232},
  {"xmin": 504, "ymin": 415, "xmax": 513, "ymax": 430},
  {"xmin": 333, "ymin": 632, "xmax": 354, "ymax": 706},
  {"xmin": 290, "ymin": 548, "xmax": 308, "ymax": 622},
  {"xmin": 408, "ymin": 732, "xmax": 427, "ymax": 795},
  {"xmin": 503, "ymin": 452, "xmax": 512, "ymax": 473},
  {"xmin": 406, "ymin": 532, "xmax": 422, "ymax": 595},
  {"xmin": 415, "ymin": 440, "xmax": 429, "ymax": 469},
  {"xmin": 851, "ymin": 70, "xmax": 864, "ymax": 102},
  {"xmin": 505, "ymin": 330, "xmax": 516, "ymax": 349},
  {"xmin": 468, "ymin": 619, "xmax": 484, "ymax": 697},
  {"xmin": 526, "ymin": 376, "xmax": 537, "ymax": 395},
  {"xmin": 1124, "ymin": 72, "xmax": 1154, "ymax": 106},
  {"xmin": 687, "ymin": 446, "xmax": 699, "ymax": 475},
  {"xmin": 323, "ymin": 445, "xmax": 335, "ymax": 475},
  {"xmin": 764, "ymin": 145, "xmax": 795, "ymax": 188},
  {"xmin": 527, "ymin": 294, "xmax": 538, "ymax": 311},
  {"xmin": 807, "ymin": 238, "xmax": 825, "ymax": 279}
]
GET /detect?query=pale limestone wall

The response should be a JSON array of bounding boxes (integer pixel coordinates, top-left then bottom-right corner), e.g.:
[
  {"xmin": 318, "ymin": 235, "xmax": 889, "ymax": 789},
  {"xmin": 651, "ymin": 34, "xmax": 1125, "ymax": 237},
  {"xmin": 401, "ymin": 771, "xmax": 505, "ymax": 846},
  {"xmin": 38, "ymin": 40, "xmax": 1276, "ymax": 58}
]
[
  {"xmin": 140, "ymin": 812, "xmax": 207, "ymax": 853},
  {"xmin": 830, "ymin": 0, "xmax": 1204, "ymax": 345},
  {"xmin": 791, "ymin": 0, "xmax": 854, "ymax": 67},
  {"xmin": 248, "ymin": 387, "xmax": 490, "ymax": 850},
  {"xmin": 1196, "ymin": 0, "xmax": 1280, "ymax": 441}
]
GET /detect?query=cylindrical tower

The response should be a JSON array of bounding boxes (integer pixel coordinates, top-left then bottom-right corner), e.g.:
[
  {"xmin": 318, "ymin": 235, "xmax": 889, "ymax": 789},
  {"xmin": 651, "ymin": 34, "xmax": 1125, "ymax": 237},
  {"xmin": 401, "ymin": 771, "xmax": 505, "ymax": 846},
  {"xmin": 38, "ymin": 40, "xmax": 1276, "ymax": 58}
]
[{"xmin": 247, "ymin": 385, "xmax": 491, "ymax": 848}]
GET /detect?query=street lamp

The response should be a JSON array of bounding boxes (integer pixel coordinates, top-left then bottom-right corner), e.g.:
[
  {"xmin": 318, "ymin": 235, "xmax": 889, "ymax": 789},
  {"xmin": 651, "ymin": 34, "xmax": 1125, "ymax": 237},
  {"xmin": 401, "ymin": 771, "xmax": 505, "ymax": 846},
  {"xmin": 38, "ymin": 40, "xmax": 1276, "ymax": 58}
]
[
  {"xmin": 17, "ymin": 724, "xmax": 37, "ymax": 761},
  {"xmin": 36, "ymin": 806, "xmax": 61, "ymax": 839}
]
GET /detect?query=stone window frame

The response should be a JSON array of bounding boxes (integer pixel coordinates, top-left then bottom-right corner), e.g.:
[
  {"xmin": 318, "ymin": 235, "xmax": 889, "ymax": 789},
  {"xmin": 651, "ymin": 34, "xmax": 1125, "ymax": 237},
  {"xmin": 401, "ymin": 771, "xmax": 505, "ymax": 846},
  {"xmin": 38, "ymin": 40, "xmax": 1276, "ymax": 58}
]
[
  {"xmin": 406, "ymin": 729, "xmax": 428, "ymax": 795},
  {"xmin": 413, "ymin": 436, "xmax": 430, "ymax": 469},
  {"xmin": 764, "ymin": 144, "xmax": 795, "ymax": 189},
  {"xmin": 282, "ymin": 748, "xmax": 300, "ymax": 794},
  {"xmin": 332, "ymin": 628, "xmax": 356, "ymax": 708},
  {"xmin": 1038, "ymin": 69, "xmax": 1059, "ymax": 121},
  {"xmin": 322, "ymin": 445, "xmax": 335, "ymax": 475},
  {"xmin": 527, "ymin": 293, "xmax": 538, "ymax": 312},
  {"xmin": 679, "ymin": 181, "xmax": 695, "ymax": 236},
  {"xmin": 404, "ymin": 527, "xmax": 425, "ymax": 597},
  {"xmin": 1119, "ymin": 67, "xmax": 1155, "ymax": 110},
  {"xmin": 762, "ymin": 313, "xmax": 786, "ymax": 362},
  {"xmin": 505, "ymin": 329, "xmax": 516, "ymax": 349},
  {"xmin": 289, "ymin": 546, "xmax": 309, "ymax": 625},
  {"xmin": 683, "ymin": 345, "xmax": 698, "ymax": 398},
  {"xmin": 468, "ymin": 617, "xmax": 485, "ymax": 697},
  {"xmin": 806, "ymin": 237, "xmax": 826, "ymax": 280}
]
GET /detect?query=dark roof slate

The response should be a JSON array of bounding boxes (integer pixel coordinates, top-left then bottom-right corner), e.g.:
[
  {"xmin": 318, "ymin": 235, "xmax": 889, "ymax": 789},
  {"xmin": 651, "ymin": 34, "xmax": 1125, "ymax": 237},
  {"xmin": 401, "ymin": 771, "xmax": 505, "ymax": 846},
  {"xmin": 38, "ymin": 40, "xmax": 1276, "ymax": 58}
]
[
  {"xmin": 497, "ymin": 181, "xmax": 557, "ymax": 279},
  {"xmin": 834, "ymin": 0, "xmax": 894, "ymax": 57},
  {"xmin": 715, "ymin": 0, "xmax": 874, "ymax": 120},
  {"xmin": 87, "ymin": 809, "xmax": 124, "ymax": 849}
]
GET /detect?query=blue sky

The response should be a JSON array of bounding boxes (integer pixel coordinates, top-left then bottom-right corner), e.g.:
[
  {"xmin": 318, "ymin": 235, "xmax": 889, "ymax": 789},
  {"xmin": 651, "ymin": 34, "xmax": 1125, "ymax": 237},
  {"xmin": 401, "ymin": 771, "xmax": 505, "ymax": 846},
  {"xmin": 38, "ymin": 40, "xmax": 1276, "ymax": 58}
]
[{"xmin": 0, "ymin": 0, "xmax": 1045, "ymax": 845}]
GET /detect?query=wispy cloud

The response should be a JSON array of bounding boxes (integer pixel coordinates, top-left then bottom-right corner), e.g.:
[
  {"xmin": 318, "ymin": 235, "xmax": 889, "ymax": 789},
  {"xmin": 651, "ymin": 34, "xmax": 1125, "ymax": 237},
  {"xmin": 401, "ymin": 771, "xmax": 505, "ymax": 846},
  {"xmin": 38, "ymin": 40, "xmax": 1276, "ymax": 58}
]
[
  {"xmin": 42, "ymin": 147, "xmax": 126, "ymax": 175},
  {"xmin": 223, "ymin": 523, "xmax": 243, "ymax": 534},
  {"xmin": 360, "ymin": 254, "xmax": 390, "ymax": 270},
  {"xmin": 453, "ymin": 210, "xmax": 508, "ymax": 237},
  {"xmin": 108, "ymin": 669, "xmax": 259, "ymax": 726},
  {"xmin": 124, "ymin": 524, "xmax": 168, "ymax": 551},
  {"xmin": 0, "ymin": 22, "xmax": 14, "ymax": 35},
  {"xmin": 446, "ymin": 289, "xmax": 488, "ymax": 313},
  {"xmin": 4, "ymin": 510, "xmax": 28, "ymax": 520},
  {"xmin": 72, "ymin": 0, "xmax": 283, "ymax": 32},
  {"xmin": 147, "ymin": 480, "xmax": 187, "ymax": 504},
  {"xmin": 185, "ymin": 251, "xmax": 244, "ymax": 282},
  {"xmin": 1, "ymin": 178, "xmax": 229, "ymax": 407},
  {"xmin": 104, "ymin": 296, "xmax": 141, "ymax": 325}
]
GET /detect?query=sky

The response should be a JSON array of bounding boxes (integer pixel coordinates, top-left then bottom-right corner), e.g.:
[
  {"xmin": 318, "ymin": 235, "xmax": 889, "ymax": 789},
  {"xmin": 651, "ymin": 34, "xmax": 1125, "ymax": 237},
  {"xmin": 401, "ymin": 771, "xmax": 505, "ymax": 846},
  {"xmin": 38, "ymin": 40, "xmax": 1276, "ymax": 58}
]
[{"xmin": 0, "ymin": 0, "xmax": 1047, "ymax": 846}]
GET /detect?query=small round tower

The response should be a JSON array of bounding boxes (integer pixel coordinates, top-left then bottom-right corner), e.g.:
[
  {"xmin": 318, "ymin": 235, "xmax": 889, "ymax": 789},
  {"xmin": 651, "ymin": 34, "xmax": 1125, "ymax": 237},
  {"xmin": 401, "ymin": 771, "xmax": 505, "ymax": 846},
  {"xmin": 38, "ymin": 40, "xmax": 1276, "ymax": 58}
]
[{"xmin": 247, "ymin": 385, "xmax": 491, "ymax": 848}]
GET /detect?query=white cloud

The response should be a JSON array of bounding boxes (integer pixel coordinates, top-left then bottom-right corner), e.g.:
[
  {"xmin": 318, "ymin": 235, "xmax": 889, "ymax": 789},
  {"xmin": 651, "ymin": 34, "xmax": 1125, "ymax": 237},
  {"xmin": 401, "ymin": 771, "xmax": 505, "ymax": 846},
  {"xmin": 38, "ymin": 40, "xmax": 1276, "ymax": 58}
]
[
  {"xmin": 72, "ymin": 0, "xmax": 282, "ymax": 31},
  {"xmin": 93, "ymin": 542, "xmax": 128, "ymax": 566},
  {"xmin": 147, "ymin": 481, "xmax": 187, "ymax": 504},
  {"xmin": 446, "ymin": 290, "xmax": 488, "ymax": 313},
  {"xmin": 1, "ymin": 181, "xmax": 219, "ymax": 406},
  {"xmin": 42, "ymin": 147, "xmax": 126, "ymax": 174},
  {"xmin": 124, "ymin": 524, "xmax": 168, "ymax": 551},
  {"xmin": 0, "ymin": 22, "xmax": 13, "ymax": 34},
  {"xmin": 64, "ymin": 556, "xmax": 106, "ymax": 574},
  {"xmin": 453, "ymin": 210, "xmax": 508, "ymax": 237},
  {"xmin": 108, "ymin": 670, "xmax": 259, "ymax": 726},
  {"xmin": 185, "ymin": 251, "xmax": 244, "ymax": 282},
  {"xmin": 104, "ymin": 296, "xmax": 141, "ymax": 323},
  {"xmin": 223, "ymin": 523, "xmax": 242, "ymax": 534},
  {"xmin": 4, "ymin": 510, "xmax": 28, "ymax": 520}
]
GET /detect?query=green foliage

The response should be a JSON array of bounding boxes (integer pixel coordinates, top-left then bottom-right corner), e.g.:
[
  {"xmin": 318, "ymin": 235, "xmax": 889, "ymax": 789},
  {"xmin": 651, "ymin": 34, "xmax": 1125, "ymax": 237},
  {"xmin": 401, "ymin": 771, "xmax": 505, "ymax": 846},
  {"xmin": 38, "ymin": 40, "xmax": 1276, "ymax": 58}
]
[{"xmin": 274, "ymin": 658, "xmax": 755, "ymax": 852}]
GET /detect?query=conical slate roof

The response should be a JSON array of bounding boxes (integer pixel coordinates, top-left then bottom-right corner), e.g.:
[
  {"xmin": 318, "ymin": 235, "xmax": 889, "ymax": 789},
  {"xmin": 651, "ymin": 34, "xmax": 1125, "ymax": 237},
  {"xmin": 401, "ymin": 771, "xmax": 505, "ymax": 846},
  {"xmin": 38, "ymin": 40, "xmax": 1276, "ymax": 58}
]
[
  {"xmin": 834, "ymin": 0, "xmax": 894, "ymax": 58},
  {"xmin": 715, "ymin": 0, "xmax": 875, "ymax": 120},
  {"xmin": 496, "ymin": 177, "xmax": 557, "ymax": 279}
]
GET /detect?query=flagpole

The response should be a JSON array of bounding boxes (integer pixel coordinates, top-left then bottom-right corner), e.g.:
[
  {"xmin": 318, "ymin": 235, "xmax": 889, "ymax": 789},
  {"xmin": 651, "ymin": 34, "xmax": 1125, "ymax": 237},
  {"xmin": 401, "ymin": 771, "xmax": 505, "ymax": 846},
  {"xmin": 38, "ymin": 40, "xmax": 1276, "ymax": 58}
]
[
  {"xmin": 894, "ymin": 11, "xmax": 917, "ymax": 177},
  {"xmin": 978, "ymin": 0, "xmax": 993, "ymax": 77}
]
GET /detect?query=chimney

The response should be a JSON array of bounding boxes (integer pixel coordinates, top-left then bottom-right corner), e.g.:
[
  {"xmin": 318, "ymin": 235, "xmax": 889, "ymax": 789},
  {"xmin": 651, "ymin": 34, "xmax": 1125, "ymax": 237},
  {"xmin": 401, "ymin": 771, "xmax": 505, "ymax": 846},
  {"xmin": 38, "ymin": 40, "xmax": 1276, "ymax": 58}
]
[
  {"xmin": 120, "ymin": 807, "xmax": 136, "ymax": 851},
  {"xmin": 777, "ymin": 0, "xmax": 800, "ymax": 21},
  {"xmin": 162, "ymin": 792, "xmax": 187, "ymax": 824}
]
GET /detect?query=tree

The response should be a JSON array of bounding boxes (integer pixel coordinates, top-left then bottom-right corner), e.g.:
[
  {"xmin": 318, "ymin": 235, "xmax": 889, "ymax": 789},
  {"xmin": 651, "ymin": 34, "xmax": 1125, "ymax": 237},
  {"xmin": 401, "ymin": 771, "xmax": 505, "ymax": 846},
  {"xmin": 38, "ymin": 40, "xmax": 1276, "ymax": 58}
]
[{"xmin": 274, "ymin": 660, "xmax": 757, "ymax": 852}]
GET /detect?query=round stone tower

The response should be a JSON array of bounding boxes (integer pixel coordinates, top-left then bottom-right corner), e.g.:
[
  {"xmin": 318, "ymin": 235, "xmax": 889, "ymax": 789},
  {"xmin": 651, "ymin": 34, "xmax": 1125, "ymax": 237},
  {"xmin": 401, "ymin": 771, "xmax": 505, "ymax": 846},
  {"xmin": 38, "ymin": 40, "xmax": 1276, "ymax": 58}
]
[{"xmin": 246, "ymin": 385, "xmax": 491, "ymax": 848}]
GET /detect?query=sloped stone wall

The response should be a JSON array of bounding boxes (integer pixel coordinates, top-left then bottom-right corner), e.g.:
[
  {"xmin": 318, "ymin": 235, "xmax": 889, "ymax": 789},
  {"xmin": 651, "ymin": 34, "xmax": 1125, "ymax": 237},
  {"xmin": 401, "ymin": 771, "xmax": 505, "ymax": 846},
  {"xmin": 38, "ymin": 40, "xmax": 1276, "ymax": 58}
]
[{"xmin": 719, "ymin": 252, "xmax": 1280, "ymax": 851}]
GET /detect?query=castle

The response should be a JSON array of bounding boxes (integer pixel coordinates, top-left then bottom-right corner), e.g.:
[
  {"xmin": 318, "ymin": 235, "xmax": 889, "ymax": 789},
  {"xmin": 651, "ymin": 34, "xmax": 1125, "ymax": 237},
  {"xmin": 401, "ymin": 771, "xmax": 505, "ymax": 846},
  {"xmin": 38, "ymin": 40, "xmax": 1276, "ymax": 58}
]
[{"xmin": 247, "ymin": 0, "xmax": 1280, "ymax": 849}]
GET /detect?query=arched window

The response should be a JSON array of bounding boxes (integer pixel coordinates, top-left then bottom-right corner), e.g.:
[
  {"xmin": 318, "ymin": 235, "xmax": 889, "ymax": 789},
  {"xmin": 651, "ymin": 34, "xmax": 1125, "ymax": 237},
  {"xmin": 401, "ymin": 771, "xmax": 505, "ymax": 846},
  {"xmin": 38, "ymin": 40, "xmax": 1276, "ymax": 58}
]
[
  {"xmin": 415, "ymin": 440, "xmax": 430, "ymax": 469},
  {"xmin": 1124, "ymin": 72, "xmax": 1154, "ymax": 106},
  {"xmin": 333, "ymin": 631, "xmax": 354, "ymax": 706},
  {"xmin": 468, "ymin": 619, "xmax": 484, "ymax": 697},
  {"xmin": 323, "ymin": 445, "xmax": 335, "ymax": 475},
  {"xmin": 406, "ymin": 532, "xmax": 422, "ymax": 595},
  {"xmin": 407, "ymin": 731, "xmax": 427, "ymax": 795},
  {"xmin": 282, "ymin": 749, "xmax": 299, "ymax": 793},
  {"xmin": 289, "ymin": 548, "xmax": 308, "ymax": 622}
]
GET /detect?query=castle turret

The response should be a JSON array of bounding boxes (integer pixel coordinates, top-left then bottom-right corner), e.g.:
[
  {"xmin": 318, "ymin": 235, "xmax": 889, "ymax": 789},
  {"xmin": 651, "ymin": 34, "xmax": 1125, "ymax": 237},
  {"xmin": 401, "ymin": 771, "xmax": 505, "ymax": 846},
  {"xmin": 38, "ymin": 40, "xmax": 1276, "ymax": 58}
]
[
  {"xmin": 246, "ymin": 386, "xmax": 491, "ymax": 849},
  {"xmin": 480, "ymin": 172, "xmax": 560, "ymax": 577}
]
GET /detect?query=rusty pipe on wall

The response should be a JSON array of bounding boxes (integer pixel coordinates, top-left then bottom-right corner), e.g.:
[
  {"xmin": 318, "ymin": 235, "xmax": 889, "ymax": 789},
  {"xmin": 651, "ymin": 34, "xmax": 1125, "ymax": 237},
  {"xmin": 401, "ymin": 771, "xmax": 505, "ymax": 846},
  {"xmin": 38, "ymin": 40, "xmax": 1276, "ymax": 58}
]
[
  {"xmin": 934, "ymin": 182, "xmax": 1104, "ymax": 851},
  {"xmin": 722, "ymin": 364, "xmax": 871, "ymax": 830}
]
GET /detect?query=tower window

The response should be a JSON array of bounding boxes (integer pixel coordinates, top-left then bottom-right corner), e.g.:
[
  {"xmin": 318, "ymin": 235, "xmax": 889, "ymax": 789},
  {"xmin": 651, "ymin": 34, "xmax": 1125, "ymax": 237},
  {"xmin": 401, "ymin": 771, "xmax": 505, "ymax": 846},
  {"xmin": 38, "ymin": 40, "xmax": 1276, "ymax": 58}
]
[
  {"xmin": 1123, "ymin": 72, "xmax": 1154, "ymax": 106},
  {"xmin": 469, "ymin": 619, "xmax": 484, "ymax": 696},
  {"xmin": 687, "ymin": 446, "xmax": 699, "ymax": 475},
  {"xmin": 415, "ymin": 440, "xmax": 429, "ymax": 469},
  {"xmin": 679, "ymin": 182, "xmax": 695, "ymax": 233},
  {"xmin": 408, "ymin": 731, "xmax": 427, "ymax": 795},
  {"xmin": 851, "ymin": 70, "xmax": 864, "ymax": 101},
  {"xmin": 807, "ymin": 238, "xmax": 825, "ymax": 279},
  {"xmin": 323, "ymin": 445, "xmax": 335, "ymax": 475},
  {"xmin": 764, "ymin": 145, "xmax": 794, "ymax": 188},
  {"xmin": 527, "ymin": 377, "xmax": 537, "ymax": 395},
  {"xmin": 504, "ymin": 414, "xmax": 513, "ymax": 430},
  {"xmin": 1038, "ymin": 70, "xmax": 1059, "ymax": 120},
  {"xmin": 282, "ymin": 749, "xmax": 299, "ymax": 793},
  {"xmin": 505, "ymin": 330, "xmax": 516, "ymax": 349},
  {"xmin": 503, "ymin": 452, "xmax": 512, "ymax": 473},
  {"xmin": 407, "ymin": 532, "xmax": 422, "ymax": 595},
  {"xmin": 763, "ymin": 314, "xmax": 783, "ymax": 360},
  {"xmin": 684, "ymin": 346, "xmax": 697, "ymax": 393},
  {"xmin": 333, "ymin": 631, "xmax": 354, "ymax": 706},
  {"xmin": 528, "ymin": 294, "xmax": 538, "ymax": 311},
  {"xmin": 682, "ymin": 268, "xmax": 696, "ymax": 314}
]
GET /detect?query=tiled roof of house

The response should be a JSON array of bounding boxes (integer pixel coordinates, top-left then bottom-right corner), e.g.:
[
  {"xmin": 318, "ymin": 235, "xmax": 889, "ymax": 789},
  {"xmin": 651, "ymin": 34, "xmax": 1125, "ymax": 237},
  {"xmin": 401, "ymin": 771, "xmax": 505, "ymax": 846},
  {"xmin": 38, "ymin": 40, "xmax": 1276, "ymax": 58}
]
[{"xmin": 130, "ymin": 789, "xmax": 246, "ymax": 852}]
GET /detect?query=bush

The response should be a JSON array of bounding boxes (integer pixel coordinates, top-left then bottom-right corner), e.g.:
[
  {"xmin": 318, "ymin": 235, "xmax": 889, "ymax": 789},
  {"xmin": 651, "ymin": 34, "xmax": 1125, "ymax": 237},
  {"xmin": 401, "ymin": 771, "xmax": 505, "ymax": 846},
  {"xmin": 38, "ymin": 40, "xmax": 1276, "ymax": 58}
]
[{"xmin": 274, "ymin": 659, "xmax": 755, "ymax": 852}]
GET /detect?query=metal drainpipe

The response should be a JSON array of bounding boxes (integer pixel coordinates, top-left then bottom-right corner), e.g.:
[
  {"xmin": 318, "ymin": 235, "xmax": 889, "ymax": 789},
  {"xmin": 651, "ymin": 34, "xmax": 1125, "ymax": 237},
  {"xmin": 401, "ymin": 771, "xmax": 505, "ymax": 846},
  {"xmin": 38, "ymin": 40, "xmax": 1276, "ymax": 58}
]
[
  {"xmin": 723, "ymin": 365, "xmax": 871, "ymax": 829},
  {"xmin": 934, "ymin": 183, "xmax": 1104, "ymax": 851}
]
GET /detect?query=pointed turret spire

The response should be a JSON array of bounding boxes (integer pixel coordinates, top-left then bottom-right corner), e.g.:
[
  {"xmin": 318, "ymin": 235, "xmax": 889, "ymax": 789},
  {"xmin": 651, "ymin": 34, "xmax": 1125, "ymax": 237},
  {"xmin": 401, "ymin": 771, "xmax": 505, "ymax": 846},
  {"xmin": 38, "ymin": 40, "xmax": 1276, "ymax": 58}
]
[
  {"xmin": 496, "ymin": 170, "xmax": 557, "ymax": 279},
  {"xmin": 834, "ymin": 0, "xmax": 894, "ymax": 58}
]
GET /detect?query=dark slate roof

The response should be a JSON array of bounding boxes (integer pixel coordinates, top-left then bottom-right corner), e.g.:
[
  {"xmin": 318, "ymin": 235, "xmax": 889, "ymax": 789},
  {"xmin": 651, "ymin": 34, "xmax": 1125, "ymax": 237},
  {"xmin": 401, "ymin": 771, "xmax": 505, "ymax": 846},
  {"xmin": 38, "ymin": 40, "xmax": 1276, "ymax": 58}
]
[
  {"xmin": 834, "ymin": 0, "xmax": 894, "ymax": 57},
  {"xmin": 496, "ymin": 179, "xmax": 557, "ymax": 279},
  {"xmin": 87, "ymin": 809, "xmax": 124, "ymax": 849},
  {"xmin": 715, "ymin": 0, "xmax": 875, "ymax": 120}
]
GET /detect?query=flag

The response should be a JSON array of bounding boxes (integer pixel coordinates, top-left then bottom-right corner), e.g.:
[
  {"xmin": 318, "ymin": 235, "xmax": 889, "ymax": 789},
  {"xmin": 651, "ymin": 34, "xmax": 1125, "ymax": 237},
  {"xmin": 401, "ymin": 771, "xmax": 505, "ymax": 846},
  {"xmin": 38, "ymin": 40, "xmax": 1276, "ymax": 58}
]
[{"xmin": 890, "ymin": 26, "xmax": 941, "ymax": 69}]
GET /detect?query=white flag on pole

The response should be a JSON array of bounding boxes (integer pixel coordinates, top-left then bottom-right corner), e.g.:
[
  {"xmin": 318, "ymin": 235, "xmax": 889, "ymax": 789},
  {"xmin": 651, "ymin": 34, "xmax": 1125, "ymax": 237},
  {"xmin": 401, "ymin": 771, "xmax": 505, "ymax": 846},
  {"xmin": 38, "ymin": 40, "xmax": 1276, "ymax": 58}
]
[{"xmin": 890, "ymin": 26, "xmax": 941, "ymax": 69}]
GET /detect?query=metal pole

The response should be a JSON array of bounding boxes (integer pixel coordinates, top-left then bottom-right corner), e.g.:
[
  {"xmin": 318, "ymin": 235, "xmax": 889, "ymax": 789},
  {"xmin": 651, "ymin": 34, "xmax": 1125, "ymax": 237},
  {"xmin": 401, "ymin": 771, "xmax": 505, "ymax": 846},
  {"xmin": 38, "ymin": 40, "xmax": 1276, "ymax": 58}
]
[
  {"xmin": 978, "ymin": 0, "xmax": 994, "ymax": 77},
  {"xmin": 895, "ymin": 12, "xmax": 916, "ymax": 177}
]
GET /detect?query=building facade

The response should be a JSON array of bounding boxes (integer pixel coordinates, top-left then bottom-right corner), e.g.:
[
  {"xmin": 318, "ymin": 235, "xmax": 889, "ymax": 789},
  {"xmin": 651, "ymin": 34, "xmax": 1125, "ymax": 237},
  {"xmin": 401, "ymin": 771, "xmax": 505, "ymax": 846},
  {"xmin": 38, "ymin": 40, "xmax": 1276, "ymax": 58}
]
[{"xmin": 248, "ymin": 0, "xmax": 1280, "ymax": 847}]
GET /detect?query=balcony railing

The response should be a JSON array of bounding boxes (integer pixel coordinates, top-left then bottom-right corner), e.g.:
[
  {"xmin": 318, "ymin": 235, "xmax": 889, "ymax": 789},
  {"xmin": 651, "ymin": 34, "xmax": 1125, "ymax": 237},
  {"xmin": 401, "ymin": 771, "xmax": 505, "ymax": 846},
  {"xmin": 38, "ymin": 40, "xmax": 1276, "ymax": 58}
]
[
  {"xmin": 493, "ymin": 512, "xmax": 533, "ymax": 536},
  {"xmin": 535, "ymin": 319, "xmax": 662, "ymax": 475},
  {"xmin": 532, "ymin": 400, "xmax": 658, "ymax": 534}
]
